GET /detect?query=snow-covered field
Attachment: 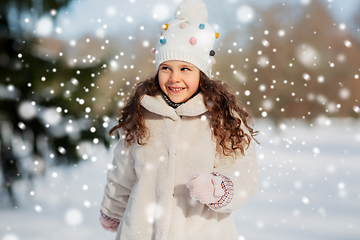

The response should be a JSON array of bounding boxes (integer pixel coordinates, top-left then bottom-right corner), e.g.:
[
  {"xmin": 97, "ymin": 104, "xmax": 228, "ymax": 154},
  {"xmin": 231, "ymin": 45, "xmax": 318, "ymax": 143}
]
[{"xmin": 1, "ymin": 119, "xmax": 359, "ymax": 240}]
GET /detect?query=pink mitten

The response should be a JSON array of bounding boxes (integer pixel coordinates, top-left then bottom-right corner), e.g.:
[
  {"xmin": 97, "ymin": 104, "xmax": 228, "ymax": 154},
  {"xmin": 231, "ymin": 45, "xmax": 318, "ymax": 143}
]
[
  {"xmin": 99, "ymin": 213, "xmax": 119, "ymax": 233},
  {"xmin": 186, "ymin": 172, "xmax": 225, "ymax": 204}
]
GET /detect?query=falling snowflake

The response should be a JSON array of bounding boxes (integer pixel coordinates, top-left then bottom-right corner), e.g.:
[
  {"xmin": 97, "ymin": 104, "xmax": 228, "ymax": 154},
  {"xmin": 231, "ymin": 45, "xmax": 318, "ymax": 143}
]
[
  {"xmin": 236, "ymin": 5, "xmax": 255, "ymax": 23},
  {"xmin": 65, "ymin": 208, "xmax": 83, "ymax": 226},
  {"xmin": 146, "ymin": 203, "xmax": 163, "ymax": 224}
]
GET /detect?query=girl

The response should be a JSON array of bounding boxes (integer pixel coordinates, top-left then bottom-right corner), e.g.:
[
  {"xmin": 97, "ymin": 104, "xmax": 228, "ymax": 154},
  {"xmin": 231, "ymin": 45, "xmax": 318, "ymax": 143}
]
[{"xmin": 99, "ymin": 0, "xmax": 260, "ymax": 239}]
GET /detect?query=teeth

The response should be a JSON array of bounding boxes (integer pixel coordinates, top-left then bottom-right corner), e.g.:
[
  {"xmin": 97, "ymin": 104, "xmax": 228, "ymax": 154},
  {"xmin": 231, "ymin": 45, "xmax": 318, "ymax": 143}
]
[{"xmin": 170, "ymin": 87, "xmax": 183, "ymax": 91}]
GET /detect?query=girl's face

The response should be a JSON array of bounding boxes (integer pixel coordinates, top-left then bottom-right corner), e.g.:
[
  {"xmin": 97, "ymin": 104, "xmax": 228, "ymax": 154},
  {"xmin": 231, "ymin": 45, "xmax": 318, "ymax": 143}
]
[{"xmin": 158, "ymin": 60, "xmax": 200, "ymax": 103}]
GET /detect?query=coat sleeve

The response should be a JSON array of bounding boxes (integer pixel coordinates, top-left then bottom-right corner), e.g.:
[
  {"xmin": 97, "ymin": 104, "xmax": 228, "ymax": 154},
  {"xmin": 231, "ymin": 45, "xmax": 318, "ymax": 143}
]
[
  {"xmin": 208, "ymin": 123, "xmax": 260, "ymax": 213},
  {"xmin": 100, "ymin": 137, "xmax": 137, "ymax": 221}
]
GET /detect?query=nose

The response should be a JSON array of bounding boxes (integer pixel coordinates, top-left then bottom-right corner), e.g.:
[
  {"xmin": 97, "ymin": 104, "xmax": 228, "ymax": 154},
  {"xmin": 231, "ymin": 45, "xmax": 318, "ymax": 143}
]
[{"xmin": 169, "ymin": 70, "xmax": 181, "ymax": 83}]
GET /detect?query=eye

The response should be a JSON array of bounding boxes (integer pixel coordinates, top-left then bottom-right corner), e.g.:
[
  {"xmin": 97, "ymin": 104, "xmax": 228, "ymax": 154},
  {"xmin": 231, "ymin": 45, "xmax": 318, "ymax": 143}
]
[
  {"xmin": 161, "ymin": 66, "xmax": 170, "ymax": 70},
  {"xmin": 181, "ymin": 67, "xmax": 190, "ymax": 71}
]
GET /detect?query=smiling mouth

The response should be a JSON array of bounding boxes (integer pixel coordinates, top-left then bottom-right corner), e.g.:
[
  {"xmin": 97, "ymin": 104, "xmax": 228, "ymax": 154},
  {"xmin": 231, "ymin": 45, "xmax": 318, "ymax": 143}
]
[{"xmin": 168, "ymin": 87, "xmax": 185, "ymax": 92}]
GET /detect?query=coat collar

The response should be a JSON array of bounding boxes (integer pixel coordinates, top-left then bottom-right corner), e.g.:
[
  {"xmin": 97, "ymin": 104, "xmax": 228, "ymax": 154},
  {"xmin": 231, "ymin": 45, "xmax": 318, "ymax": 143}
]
[{"xmin": 140, "ymin": 93, "xmax": 209, "ymax": 121}]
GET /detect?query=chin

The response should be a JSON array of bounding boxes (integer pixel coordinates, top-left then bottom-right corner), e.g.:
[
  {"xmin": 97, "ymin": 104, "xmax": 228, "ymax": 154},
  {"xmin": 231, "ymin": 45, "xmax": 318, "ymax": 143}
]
[{"xmin": 170, "ymin": 98, "xmax": 184, "ymax": 103}]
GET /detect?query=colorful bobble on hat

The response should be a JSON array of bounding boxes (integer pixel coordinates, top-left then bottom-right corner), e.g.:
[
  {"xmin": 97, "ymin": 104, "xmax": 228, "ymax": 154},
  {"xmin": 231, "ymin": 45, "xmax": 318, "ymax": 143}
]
[
  {"xmin": 160, "ymin": 38, "xmax": 167, "ymax": 45},
  {"xmin": 199, "ymin": 23, "xmax": 205, "ymax": 29},
  {"xmin": 212, "ymin": 58, "xmax": 216, "ymax": 65},
  {"xmin": 215, "ymin": 32, "xmax": 220, "ymax": 39},
  {"xmin": 163, "ymin": 23, "xmax": 169, "ymax": 30},
  {"xmin": 180, "ymin": 23, "xmax": 187, "ymax": 29},
  {"xmin": 209, "ymin": 50, "xmax": 216, "ymax": 56},
  {"xmin": 189, "ymin": 37, "xmax": 197, "ymax": 45},
  {"xmin": 151, "ymin": 48, "xmax": 156, "ymax": 55}
]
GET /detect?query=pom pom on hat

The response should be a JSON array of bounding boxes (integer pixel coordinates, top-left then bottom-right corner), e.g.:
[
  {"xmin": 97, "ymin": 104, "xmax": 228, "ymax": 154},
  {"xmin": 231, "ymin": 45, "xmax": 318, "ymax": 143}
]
[
  {"xmin": 175, "ymin": 0, "xmax": 208, "ymax": 22},
  {"xmin": 151, "ymin": 48, "xmax": 156, "ymax": 55}
]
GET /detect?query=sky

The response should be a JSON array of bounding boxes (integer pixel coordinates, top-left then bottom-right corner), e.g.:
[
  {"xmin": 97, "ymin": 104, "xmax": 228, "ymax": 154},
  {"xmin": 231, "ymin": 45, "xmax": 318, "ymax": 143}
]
[{"xmin": 44, "ymin": 0, "xmax": 360, "ymax": 42}]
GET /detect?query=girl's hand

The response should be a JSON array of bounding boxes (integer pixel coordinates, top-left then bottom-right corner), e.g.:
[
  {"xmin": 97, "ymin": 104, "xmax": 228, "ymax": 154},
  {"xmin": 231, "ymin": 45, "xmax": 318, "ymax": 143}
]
[
  {"xmin": 99, "ymin": 213, "xmax": 120, "ymax": 233},
  {"xmin": 186, "ymin": 172, "xmax": 224, "ymax": 204}
]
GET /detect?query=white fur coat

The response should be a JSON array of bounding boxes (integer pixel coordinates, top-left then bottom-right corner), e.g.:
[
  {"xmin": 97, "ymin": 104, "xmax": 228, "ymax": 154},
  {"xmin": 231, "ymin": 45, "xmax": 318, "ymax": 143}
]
[{"xmin": 101, "ymin": 93, "xmax": 260, "ymax": 240}]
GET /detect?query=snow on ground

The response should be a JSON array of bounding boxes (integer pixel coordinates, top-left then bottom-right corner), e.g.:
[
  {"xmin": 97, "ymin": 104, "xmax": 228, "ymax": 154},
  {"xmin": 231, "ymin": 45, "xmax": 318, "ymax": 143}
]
[{"xmin": 0, "ymin": 118, "xmax": 359, "ymax": 240}]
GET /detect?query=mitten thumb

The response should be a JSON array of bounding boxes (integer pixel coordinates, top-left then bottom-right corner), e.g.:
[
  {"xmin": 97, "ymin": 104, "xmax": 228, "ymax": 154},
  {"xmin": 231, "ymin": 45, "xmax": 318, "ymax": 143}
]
[{"xmin": 212, "ymin": 175, "xmax": 224, "ymax": 197}]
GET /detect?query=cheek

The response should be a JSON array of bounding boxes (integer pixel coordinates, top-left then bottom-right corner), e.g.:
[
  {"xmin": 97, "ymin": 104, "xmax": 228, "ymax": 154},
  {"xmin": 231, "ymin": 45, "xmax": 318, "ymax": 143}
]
[
  {"xmin": 189, "ymin": 76, "xmax": 200, "ymax": 92},
  {"xmin": 158, "ymin": 75, "xmax": 167, "ymax": 91},
  {"xmin": 190, "ymin": 81, "xmax": 199, "ymax": 89}
]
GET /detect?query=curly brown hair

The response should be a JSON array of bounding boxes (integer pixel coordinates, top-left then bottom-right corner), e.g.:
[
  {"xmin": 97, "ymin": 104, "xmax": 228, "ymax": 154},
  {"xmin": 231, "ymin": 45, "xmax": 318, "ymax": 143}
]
[{"xmin": 109, "ymin": 71, "xmax": 258, "ymax": 157}]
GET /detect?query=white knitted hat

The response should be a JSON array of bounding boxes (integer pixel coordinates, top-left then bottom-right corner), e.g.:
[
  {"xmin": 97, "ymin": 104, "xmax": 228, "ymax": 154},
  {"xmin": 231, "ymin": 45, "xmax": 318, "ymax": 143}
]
[{"xmin": 151, "ymin": 0, "xmax": 219, "ymax": 78}]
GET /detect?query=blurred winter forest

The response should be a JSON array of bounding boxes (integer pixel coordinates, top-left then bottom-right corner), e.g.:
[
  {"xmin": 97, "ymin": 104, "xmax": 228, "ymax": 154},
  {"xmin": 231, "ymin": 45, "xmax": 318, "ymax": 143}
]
[{"xmin": 0, "ymin": 0, "xmax": 360, "ymax": 238}]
